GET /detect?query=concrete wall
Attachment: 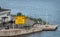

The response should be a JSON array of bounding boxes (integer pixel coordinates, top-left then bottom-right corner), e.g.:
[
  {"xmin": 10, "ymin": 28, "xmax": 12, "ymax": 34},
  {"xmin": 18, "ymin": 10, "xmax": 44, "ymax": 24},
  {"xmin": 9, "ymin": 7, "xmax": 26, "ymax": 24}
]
[{"xmin": 24, "ymin": 18, "xmax": 35, "ymax": 26}]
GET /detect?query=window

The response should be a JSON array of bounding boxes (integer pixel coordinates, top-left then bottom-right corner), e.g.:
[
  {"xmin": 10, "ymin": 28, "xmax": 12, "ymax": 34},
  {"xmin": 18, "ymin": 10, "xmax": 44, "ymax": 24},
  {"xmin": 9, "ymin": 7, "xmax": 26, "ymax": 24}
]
[{"xmin": 7, "ymin": 12, "xmax": 10, "ymax": 16}]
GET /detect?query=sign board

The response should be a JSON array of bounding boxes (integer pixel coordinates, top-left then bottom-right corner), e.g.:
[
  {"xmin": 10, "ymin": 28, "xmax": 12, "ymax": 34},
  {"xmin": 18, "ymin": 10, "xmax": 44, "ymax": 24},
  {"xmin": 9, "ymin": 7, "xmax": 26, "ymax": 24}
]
[{"xmin": 14, "ymin": 16, "xmax": 25, "ymax": 25}]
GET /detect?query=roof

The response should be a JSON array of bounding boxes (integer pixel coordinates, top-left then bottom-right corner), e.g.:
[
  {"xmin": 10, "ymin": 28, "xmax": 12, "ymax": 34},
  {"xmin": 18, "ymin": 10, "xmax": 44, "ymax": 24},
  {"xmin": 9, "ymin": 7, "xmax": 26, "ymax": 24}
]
[{"xmin": 0, "ymin": 7, "xmax": 10, "ymax": 12}]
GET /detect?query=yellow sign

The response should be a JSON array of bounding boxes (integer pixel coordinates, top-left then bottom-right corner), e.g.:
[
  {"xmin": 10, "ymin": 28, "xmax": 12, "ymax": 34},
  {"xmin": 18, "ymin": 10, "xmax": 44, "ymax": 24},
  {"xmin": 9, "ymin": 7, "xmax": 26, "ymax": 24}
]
[{"xmin": 14, "ymin": 16, "xmax": 25, "ymax": 25}]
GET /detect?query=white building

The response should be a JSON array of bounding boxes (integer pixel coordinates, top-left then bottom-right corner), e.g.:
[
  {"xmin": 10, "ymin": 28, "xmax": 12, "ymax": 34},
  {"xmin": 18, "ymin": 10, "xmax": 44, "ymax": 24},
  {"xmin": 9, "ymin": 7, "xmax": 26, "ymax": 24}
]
[{"xmin": 0, "ymin": 8, "xmax": 12, "ymax": 23}]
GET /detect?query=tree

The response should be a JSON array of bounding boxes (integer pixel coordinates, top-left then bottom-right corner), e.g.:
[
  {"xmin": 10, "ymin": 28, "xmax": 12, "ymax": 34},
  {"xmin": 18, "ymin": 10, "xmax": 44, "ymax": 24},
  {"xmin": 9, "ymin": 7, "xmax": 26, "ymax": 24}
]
[
  {"xmin": 0, "ymin": 7, "xmax": 1, "ymax": 10},
  {"xmin": 37, "ymin": 18, "xmax": 42, "ymax": 22},
  {"xmin": 17, "ymin": 12, "xmax": 23, "ymax": 16}
]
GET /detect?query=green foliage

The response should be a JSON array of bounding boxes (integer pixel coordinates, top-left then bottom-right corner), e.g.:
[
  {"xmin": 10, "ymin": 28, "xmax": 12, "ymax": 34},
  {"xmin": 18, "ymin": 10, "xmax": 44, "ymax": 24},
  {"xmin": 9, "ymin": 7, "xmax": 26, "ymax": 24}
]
[
  {"xmin": 37, "ymin": 18, "xmax": 42, "ymax": 22},
  {"xmin": 0, "ymin": 7, "xmax": 1, "ymax": 10},
  {"xmin": 17, "ymin": 12, "xmax": 23, "ymax": 16}
]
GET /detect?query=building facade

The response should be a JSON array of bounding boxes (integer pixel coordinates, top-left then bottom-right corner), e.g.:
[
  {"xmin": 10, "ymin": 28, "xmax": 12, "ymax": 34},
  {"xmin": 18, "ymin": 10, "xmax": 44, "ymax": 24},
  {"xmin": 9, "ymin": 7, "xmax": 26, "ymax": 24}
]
[{"xmin": 0, "ymin": 8, "xmax": 12, "ymax": 23}]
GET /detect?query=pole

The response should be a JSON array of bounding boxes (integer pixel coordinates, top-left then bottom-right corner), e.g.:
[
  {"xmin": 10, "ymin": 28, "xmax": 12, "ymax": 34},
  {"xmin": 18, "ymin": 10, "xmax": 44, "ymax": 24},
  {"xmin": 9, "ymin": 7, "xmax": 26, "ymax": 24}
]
[
  {"xmin": 13, "ymin": 23, "xmax": 14, "ymax": 29},
  {"xmin": 42, "ymin": 20, "xmax": 43, "ymax": 25}
]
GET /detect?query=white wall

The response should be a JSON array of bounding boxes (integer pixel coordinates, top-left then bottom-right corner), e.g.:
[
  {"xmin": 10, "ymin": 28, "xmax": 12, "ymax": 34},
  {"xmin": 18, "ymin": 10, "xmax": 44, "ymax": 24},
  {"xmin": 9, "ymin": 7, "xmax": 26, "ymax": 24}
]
[{"xmin": 0, "ymin": 11, "xmax": 11, "ymax": 23}]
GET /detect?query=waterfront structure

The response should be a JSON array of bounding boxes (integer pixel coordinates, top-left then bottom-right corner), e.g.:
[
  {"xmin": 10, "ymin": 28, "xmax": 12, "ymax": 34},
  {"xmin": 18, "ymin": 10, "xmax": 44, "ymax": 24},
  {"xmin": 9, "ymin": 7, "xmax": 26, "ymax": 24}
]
[
  {"xmin": 0, "ymin": 7, "xmax": 11, "ymax": 23},
  {"xmin": 11, "ymin": 15, "xmax": 35, "ymax": 28},
  {"xmin": 0, "ymin": 25, "xmax": 57, "ymax": 36},
  {"xmin": 14, "ymin": 17, "xmax": 35, "ymax": 28},
  {"xmin": 0, "ymin": 7, "xmax": 12, "ymax": 29}
]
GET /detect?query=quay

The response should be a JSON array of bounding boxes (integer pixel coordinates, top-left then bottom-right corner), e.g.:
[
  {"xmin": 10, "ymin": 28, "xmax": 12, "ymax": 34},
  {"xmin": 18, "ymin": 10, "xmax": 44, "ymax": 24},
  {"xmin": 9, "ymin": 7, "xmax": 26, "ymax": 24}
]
[{"xmin": 0, "ymin": 25, "xmax": 58, "ymax": 36}]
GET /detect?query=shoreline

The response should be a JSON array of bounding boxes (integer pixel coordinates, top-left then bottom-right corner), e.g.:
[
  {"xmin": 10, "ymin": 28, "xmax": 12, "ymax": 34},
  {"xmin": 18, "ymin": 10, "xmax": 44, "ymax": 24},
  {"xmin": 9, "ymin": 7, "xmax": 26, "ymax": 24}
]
[{"xmin": 0, "ymin": 25, "xmax": 58, "ymax": 37}]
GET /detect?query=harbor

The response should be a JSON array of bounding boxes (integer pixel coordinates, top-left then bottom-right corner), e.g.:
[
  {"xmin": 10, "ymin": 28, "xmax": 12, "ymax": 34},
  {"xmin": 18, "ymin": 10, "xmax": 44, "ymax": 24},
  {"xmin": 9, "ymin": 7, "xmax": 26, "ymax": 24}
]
[{"xmin": 0, "ymin": 0, "xmax": 59, "ymax": 37}]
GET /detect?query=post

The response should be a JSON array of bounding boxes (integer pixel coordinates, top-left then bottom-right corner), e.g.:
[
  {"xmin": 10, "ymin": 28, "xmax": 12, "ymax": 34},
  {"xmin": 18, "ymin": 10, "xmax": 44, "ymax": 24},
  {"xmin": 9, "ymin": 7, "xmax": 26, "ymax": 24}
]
[
  {"xmin": 13, "ymin": 23, "xmax": 14, "ymax": 29},
  {"xmin": 41, "ymin": 20, "xmax": 43, "ymax": 25}
]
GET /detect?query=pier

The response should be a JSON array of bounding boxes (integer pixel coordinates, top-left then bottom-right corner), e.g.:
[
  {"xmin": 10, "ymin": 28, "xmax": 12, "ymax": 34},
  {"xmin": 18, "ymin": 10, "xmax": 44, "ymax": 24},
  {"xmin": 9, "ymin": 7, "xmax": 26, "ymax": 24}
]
[{"xmin": 0, "ymin": 25, "xmax": 58, "ymax": 36}]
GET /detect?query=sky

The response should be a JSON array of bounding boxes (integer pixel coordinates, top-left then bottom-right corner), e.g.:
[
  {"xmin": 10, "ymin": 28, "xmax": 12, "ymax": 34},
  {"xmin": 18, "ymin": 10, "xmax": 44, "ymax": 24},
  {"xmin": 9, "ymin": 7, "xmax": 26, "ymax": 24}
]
[{"xmin": 0, "ymin": 0, "xmax": 60, "ymax": 15}]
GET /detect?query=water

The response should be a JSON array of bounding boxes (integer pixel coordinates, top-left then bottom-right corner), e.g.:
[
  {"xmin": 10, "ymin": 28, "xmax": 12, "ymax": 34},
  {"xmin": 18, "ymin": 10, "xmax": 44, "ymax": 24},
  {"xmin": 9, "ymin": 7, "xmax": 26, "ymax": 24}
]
[{"xmin": 0, "ymin": 0, "xmax": 60, "ymax": 37}]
